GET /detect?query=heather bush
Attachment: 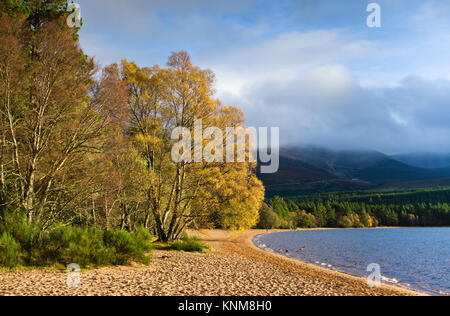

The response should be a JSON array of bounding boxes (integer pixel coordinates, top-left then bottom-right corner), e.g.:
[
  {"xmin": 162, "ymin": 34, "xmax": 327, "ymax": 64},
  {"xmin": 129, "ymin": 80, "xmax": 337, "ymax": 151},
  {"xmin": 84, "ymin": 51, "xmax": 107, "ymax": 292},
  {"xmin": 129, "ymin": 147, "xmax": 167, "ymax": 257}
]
[
  {"xmin": 0, "ymin": 232, "xmax": 20, "ymax": 268},
  {"xmin": 104, "ymin": 228, "xmax": 153, "ymax": 265},
  {"xmin": 0, "ymin": 213, "xmax": 153, "ymax": 268},
  {"xmin": 169, "ymin": 235, "xmax": 210, "ymax": 253}
]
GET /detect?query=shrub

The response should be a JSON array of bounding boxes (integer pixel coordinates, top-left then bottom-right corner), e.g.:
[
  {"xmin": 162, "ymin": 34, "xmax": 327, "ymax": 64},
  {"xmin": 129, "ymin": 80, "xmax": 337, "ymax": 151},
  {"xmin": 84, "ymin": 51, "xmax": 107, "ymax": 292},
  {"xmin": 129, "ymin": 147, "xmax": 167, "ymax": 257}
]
[
  {"xmin": 0, "ymin": 216, "xmax": 154, "ymax": 269},
  {"xmin": 131, "ymin": 226, "xmax": 154, "ymax": 251},
  {"xmin": 42, "ymin": 226, "xmax": 114, "ymax": 267},
  {"xmin": 169, "ymin": 235, "xmax": 210, "ymax": 253},
  {"xmin": 1, "ymin": 213, "xmax": 41, "ymax": 256},
  {"xmin": 257, "ymin": 203, "xmax": 281, "ymax": 229},
  {"xmin": 0, "ymin": 232, "xmax": 20, "ymax": 268},
  {"xmin": 104, "ymin": 228, "xmax": 153, "ymax": 266},
  {"xmin": 37, "ymin": 226, "xmax": 153, "ymax": 268},
  {"xmin": 0, "ymin": 213, "xmax": 43, "ymax": 266}
]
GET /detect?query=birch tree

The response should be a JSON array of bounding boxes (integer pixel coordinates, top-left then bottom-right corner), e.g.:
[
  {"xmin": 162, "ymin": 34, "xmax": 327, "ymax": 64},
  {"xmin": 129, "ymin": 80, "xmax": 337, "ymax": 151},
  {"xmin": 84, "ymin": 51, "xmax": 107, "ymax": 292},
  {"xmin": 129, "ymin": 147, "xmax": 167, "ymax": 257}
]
[{"xmin": 122, "ymin": 52, "xmax": 264, "ymax": 241}]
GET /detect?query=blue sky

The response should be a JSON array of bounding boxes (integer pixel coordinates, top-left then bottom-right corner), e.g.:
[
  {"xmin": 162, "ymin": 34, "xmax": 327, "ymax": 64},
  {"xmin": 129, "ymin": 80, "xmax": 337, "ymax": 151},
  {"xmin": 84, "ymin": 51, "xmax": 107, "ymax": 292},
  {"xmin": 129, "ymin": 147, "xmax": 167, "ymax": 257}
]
[{"xmin": 76, "ymin": 0, "xmax": 450, "ymax": 154}]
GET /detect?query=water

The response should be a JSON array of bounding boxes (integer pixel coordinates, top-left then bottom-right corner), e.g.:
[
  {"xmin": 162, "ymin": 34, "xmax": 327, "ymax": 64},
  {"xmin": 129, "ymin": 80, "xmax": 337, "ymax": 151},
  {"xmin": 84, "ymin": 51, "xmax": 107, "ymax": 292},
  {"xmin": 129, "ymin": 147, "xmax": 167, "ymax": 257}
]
[{"xmin": 253, "ymin": 228, "xmax": 450, "ymax": 296}]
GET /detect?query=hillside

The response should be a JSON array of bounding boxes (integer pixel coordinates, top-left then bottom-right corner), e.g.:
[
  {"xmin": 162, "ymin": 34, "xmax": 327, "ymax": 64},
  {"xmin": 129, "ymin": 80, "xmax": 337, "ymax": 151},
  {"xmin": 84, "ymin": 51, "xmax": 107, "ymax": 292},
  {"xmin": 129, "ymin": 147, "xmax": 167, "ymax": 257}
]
[
  {"xmin": 282, "ymin": 146, "xmax": 387, "ymax": 178},
  {"xmin": 392, "ymin": 153, "xmax": 450, "ymax": 169},
  {"xmin": 259, "ymin": 146, "xmax": 450, "ymax": 197}
]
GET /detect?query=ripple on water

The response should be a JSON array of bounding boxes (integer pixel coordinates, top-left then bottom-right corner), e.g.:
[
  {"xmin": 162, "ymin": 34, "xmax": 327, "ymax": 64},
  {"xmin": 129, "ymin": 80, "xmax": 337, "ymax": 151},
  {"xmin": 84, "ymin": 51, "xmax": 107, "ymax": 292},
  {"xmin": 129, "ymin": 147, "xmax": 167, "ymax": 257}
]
[{"xmin": 254, "ymin": 228, "xmax": 450, "ymax": 296}]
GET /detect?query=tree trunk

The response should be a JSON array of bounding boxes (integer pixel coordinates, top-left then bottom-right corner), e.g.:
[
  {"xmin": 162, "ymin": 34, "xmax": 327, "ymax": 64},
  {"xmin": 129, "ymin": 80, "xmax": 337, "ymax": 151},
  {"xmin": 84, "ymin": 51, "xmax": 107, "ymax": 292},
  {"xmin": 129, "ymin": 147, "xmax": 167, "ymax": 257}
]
[{"xmin": 24, "ymin": 161, "xmax": 36, "ymax": 225}]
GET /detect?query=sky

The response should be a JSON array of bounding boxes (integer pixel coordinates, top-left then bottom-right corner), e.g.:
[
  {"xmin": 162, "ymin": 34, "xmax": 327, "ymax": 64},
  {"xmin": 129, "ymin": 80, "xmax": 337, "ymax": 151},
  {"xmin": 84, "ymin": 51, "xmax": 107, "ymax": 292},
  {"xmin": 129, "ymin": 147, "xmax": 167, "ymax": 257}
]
[{"xmin": 75, "ymin": 0, "xmax": 450, "ymax": 154}]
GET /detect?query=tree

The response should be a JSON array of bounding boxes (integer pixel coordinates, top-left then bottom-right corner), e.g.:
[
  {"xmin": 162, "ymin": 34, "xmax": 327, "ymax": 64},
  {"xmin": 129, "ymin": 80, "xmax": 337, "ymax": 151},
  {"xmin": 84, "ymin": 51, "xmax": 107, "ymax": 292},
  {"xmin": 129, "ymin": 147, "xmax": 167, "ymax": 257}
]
[
  {"xmin": 82, "ymin": 64, "xmax": 148, "ymax": 230},
  {"xmin": 0, "ymin": 6, "xmax": 123, "ymax": 227},
  {"xmin": 122, "ymin": 52, "xmax": 264, "ymax": 241},
  {"xmin": 3, "ymin": 0, "xmax": 69, "ymax": 29},
  {"xmin": 268, "ymin": 196, "xmax": 290, "ymax": 220},
  {"xmin": 0, "ymin": 9, "xmax": 26, "ymax": 220},
  {"xmin": 297, "ymin": 210, "xmax": 316, "ymax": 228},
  {"xmin": 361, "ymin": 209, "xmax": 373, "ymax": 227},
  {"xmin": 1, "ymin": 5, "xmax": 265, "ymax": 240},
  {"xmin": 257, "ymin": 203, "xmax": 280, "ymax": 230}
]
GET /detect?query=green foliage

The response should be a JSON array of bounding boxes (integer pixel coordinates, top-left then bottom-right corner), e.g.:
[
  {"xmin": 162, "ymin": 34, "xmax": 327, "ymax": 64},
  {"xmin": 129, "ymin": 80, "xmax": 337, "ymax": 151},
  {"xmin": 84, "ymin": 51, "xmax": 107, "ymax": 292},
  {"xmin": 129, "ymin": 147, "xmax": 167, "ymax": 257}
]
[
  {"xmin": 264, "ymin": 189, "xmax": 450, "ymax": 230},
  {"xmin": 263, "ymin": 197, "xmax": 306, "ymax": 229},
  {"xmin": 268, "ymin": 196, "xmax": 291, "ymax": 220},
  {"xmin": 131, "ymin": 226, "xmax": 154, "ymax": 253},
  {"xmin": 0, "ymin": 0, "xmax": 28, "ymax": 15},
  {"xmin": 294, "ymin": 187, "xmax": 450, "ymax": 205},
  {"xmin": 256, "ymin": 203, "xmax": 280, "ymax": 229},
  {"xmin": 104, "ymin": 227, "xmax": 153, "ymax": 265},
  {"xmin": 296, "ymin": 211, "xmax": 317, "ymax": 228},
  {"xmin": 1, "ymin": 214, "xmax": 41, "ymax": 254},
  {"xmin": 0, "ymin": 213, "xmax": 154, "ymax": 268},
  {"xmin": 0, "ymin": 232, "xmax": 20, "ymax": 268},
  {"xmin": 42, "ymin": 226, "xmax": 114, "ymax": 267},
  {"xmin": 169, "ymin": 235, "xmax": 210, "ymax": 253}
]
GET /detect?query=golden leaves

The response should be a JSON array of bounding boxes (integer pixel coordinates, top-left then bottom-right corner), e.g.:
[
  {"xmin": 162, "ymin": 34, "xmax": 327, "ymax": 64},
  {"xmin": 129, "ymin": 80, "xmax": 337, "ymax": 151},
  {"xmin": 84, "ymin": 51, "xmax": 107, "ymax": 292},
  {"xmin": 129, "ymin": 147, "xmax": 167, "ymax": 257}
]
[{"xmin": 122, "ymin": 51, "xmax": 265, "ymax": 238}]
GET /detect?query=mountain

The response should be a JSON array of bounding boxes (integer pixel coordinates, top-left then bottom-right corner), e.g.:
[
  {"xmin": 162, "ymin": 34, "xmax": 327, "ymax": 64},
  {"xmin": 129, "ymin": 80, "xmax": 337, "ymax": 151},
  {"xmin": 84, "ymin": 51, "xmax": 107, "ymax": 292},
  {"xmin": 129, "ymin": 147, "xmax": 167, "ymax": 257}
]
[
  {"xmin": 392, "ymin": 153, "xmax": 450, "ymax": 169},
  {"xmin": 259, "ymin": 146, "xmax": 450, "ymax": 198},
  {"xmin": 258, "ymin": 155, "xmax": 375, "ymax": 197},
  {"xmin": 282, "ymin": 146, "xmax": 388, "ymax": 179},
  {"xmin": 352, "ymin": 159, "xmax": 450, "ymax": 184}
]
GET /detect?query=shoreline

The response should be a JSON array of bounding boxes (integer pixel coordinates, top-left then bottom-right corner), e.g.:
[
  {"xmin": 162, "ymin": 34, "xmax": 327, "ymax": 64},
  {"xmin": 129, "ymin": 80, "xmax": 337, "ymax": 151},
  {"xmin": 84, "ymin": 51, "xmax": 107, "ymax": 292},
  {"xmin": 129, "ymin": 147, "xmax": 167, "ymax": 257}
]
[
  {"xmin": 191, "ymin": 229, "xmax": 425, "ymax": 296},
  {"xmin": 0, "ymin": 229, "xmax": 427, "ymax": 296},
  {"xmin": 240, "ymin": 229, "xmax": 428, "ymax": 296}
]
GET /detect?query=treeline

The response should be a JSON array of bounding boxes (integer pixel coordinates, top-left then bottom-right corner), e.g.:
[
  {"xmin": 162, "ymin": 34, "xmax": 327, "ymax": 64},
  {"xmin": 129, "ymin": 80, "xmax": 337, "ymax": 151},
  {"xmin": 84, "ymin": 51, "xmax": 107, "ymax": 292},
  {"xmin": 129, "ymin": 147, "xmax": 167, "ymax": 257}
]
[
  {"xmin": 293, "ymin": 188, "xmax": 450, "ymax": 205},
  {"xmin": 257, "ymin": 195, "xmax": 450, "ymax": 229},
  {"xmin": 0, "ymin": 1, "xmax": 263, "ymax": 267}
]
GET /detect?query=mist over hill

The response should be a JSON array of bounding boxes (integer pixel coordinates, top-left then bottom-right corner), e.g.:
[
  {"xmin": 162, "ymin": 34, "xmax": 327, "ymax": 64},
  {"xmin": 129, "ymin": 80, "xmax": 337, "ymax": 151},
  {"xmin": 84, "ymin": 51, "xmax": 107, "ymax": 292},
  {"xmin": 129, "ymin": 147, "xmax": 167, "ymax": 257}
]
[
  {"xmin": 259, "ymin": 146, "xmax": 450, "ymax": 198},
  {"xmin": 392, "ymin": 153, "xmax": 450, "ymax": 169}
]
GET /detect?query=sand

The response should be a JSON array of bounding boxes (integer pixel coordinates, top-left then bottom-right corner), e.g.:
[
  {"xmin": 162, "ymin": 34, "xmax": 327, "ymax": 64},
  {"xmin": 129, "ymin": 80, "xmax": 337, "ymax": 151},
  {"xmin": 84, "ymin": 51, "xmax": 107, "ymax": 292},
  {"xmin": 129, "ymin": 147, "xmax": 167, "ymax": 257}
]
[{"xmin": 0, "ymin": 229, "xmax": 424, "ymax": 296}]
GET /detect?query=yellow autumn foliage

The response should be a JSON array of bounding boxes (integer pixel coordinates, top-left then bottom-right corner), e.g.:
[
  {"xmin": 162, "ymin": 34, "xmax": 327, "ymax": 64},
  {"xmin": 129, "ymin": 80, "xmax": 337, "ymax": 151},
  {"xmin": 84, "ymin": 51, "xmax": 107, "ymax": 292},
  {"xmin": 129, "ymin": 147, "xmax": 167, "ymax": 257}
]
[{"xmin": 121, "ymin": 51, "xmax": 265, "ymax": 241}]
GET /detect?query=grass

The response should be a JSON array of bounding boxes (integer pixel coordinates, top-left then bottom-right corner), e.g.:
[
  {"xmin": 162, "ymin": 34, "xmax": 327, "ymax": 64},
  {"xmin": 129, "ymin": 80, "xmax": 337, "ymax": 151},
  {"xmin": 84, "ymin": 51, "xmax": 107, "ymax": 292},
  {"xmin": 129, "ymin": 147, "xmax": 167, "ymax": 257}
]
[{"xmin": 167, "ymin": 235, "xmax": 211, "ymax": 253}]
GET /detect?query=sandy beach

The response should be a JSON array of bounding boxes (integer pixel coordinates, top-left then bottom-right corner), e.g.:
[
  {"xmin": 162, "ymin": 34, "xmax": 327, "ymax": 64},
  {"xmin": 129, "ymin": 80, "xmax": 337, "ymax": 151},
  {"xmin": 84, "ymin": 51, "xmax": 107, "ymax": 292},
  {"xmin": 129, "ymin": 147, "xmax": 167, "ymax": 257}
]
[{"xmin": 0, "ymin": 229, "xmax": 423, "ymax": 296}]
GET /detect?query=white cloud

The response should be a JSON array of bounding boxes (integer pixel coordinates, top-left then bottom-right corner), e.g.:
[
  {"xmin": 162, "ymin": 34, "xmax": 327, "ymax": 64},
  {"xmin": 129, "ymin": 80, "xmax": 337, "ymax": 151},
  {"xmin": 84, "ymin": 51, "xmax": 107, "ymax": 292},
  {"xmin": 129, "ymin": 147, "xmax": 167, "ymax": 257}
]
[
  {"xmin": 74, "ymin": 0, "xmax": 450, "ymax": 154},
  {"xmin": 203, "ymin": 30, "xmax": 374, "ymax": 96},
  {"xmin": 222, "ymin": 69, "xmax": 450, "ymax": 153}
]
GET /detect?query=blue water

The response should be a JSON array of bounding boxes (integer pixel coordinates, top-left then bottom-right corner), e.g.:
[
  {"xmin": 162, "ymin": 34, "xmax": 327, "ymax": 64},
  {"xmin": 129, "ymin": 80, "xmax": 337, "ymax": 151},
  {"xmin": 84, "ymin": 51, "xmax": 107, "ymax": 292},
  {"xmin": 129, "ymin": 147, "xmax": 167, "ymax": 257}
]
[{"xmin": 253, "ymin": 228, "xmax": 450, "ymax": 295}]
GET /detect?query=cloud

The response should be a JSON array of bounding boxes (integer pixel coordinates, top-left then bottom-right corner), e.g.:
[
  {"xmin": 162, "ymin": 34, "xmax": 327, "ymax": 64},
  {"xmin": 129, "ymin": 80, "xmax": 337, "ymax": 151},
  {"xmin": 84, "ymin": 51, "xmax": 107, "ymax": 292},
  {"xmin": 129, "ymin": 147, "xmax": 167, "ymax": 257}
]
[
  {"xmin": 204, "ymin": 30, "xmax": 374, "ymax": 95},
  {"xmin": 76, "ymin": 0, "xmax": 264, "ymax": 66},
  {"xmin": 74, "ymin": 0, "xmax": 450, "ymax": 154},
  {"xmin": 223, "ymin": 69, "xmax": 450, "ymax": 154}
]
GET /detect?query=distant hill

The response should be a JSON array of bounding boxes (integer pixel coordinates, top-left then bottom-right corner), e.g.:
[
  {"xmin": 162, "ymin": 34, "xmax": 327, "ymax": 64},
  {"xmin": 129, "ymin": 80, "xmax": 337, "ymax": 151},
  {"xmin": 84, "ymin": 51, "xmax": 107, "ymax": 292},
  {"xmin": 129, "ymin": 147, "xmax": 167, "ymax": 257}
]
[
  {"xmin": 259, "ymin": 146, "xmax": 450, "ymax": 198},
  {"xmin": 352, "ymin": 159, "xmax": 450, "ymax": 184},
  {"xmin": 392, "ymin": 153, "xmax": 450, "ymax": 169},
  {"xmin": 258, "ymin": 155, "xmax": 375, "ymax": 197},
  {"xmin": 282, "ymin": 146, "xmax": 388, "ymax": 179},
  {"xmin": 380, "ymin": 178, "xmax": 450, "ymax": 190}
]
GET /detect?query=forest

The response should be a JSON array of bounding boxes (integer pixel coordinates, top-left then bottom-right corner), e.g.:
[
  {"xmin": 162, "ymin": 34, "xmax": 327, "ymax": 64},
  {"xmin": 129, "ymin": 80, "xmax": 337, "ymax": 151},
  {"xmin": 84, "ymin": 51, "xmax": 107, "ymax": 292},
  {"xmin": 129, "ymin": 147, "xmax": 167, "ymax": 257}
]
[
  {"xmin": 258, "ymin": 189, "xmax": 450, "ymax": 229},
  {"xmin": 0, "ymin": 1, "xmax": 264, "ymax": 268}
]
